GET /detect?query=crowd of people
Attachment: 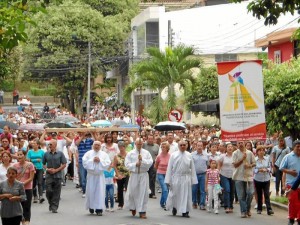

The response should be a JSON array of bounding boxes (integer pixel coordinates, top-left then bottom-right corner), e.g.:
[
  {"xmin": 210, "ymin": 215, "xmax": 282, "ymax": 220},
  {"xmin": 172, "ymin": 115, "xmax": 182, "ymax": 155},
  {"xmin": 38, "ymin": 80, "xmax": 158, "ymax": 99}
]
[{"xmin": 0, "ymin": 104, "xmax": 299, "ymax": 225}]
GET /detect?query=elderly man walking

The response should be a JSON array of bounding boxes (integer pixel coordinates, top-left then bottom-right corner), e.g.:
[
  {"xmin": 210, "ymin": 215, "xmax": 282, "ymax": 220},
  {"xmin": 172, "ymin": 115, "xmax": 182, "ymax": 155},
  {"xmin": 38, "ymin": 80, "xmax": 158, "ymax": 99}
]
[
  {"xmin": 165, "ymin": 140, "xmax": 198, "ymax": 218},
  {"xmin": 124, "ymin": 138, "xmax": 153, "ymax": 219},
  {"xmin": 43, "ymin": 139, "xmax": 67, "ymax": 213},
  {"xmin": 82, "ymin": 141, "xmax": 111, "ymax": 216}
]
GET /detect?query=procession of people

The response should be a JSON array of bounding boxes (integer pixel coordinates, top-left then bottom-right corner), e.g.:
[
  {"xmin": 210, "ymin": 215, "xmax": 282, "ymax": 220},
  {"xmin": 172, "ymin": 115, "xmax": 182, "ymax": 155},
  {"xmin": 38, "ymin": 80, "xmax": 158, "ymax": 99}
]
[{"xmin": 0, "ymin": 104, "xmax": 299, "ymax": 225}]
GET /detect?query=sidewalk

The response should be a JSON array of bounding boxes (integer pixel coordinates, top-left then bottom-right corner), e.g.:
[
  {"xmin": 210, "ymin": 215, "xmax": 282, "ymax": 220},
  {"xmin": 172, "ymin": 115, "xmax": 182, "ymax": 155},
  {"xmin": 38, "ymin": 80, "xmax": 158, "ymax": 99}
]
[{"xmin": 269, "ymin": 178, "xmax": 288, "ymax": 211}]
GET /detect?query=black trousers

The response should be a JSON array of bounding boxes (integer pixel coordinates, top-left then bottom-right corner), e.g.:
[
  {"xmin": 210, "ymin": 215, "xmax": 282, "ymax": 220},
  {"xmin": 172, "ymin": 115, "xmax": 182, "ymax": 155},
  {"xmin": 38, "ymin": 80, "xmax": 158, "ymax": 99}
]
[
  {"xmin": 21, "ymin": 189, "xmax": 33, "ymax": 221},
  {"xmin": 46, "ymin": 177, "xmax": 62, "ymax": 211},
  {"xmin": 275, "ymin": 167, "xmax": 284, "ymax": 195},
  {"xmin": 254, "ymin": 180, "xmax": 272, "ymax": 211},
  {"xmin": 148, "ymin": 164, "xmax": 156, "ymax": 196},
  {"xmin": 33, "ymin": 169, "xmax": 44, "ymax": 198},
  {"xmin": 1, "ymin": 216, "xmax": 22, "ymax": 225},
  {"xmin": 117, "ymin": 176, "xmax": 129, "ymax": 207}
]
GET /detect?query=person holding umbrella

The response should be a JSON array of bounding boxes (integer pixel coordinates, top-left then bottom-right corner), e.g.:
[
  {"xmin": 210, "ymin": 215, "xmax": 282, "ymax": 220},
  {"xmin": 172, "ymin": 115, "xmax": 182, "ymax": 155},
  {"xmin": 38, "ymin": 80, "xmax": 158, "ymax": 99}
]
[{"xmin": 124, "ymin": 138, "xmax": 153, "ymax": 219}]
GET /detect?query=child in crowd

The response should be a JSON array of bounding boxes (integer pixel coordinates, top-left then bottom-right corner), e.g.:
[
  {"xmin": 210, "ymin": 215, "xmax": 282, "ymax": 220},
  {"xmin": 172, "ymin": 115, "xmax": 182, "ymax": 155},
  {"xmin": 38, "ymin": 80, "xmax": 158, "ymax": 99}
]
[
  {"xmin": 206, "ymin": 159, "xmax": 220, "ymax": 214},
  {"xmin": 104, "ymin": 167, "xmax": 115, "ymax": 212}
]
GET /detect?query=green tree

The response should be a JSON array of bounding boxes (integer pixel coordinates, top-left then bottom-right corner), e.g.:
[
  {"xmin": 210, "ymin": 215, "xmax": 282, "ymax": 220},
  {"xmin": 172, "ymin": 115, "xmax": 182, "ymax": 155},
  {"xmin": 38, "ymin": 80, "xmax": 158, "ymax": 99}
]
[
  {"xmin": 185, "ymin": 65, "xmax": 219, "ymax": 116},
  {"xmin": 22, "ymin": 0, "xmax": 137, "ymax": 113},
  {"xmin": 232, "ymin": 0, "xmax": 300, "ymax": 26},
  {"xmin": 0, "ymin": 0, "xmax": 58, "ymax": 80},
  {"xmin": 124, "ymin": 45, "xmax": 201, "ymax": 123},
  {"xmin": 263, "ymin": 59, "xmax": 300, "ymax": 139}
]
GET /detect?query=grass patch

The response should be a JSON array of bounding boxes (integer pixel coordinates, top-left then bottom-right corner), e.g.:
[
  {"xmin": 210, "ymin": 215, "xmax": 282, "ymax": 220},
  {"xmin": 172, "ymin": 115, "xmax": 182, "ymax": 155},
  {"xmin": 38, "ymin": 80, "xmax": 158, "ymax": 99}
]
[{"xmin": 270, "ymin": 196, "xmax": 288, "ymax": 205}]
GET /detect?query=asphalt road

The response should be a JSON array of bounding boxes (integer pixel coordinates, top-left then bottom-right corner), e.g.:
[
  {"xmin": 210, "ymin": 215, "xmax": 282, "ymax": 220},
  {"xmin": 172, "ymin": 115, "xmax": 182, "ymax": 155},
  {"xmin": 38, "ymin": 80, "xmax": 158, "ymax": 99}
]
[{"xmin": 30, "ymin": 180, "xmax": 289, "ymax": 225}]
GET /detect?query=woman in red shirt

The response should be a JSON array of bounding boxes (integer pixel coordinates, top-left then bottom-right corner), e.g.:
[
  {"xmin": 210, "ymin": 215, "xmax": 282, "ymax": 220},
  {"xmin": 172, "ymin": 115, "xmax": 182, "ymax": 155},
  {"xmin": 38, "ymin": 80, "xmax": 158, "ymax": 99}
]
[
  {"xmin": 155, "ymin": 142, "xmax": 171, "ymax": 209},
  {"xmin": 13, "ymin": 150, "xmax": 35, "ymax": 225}
]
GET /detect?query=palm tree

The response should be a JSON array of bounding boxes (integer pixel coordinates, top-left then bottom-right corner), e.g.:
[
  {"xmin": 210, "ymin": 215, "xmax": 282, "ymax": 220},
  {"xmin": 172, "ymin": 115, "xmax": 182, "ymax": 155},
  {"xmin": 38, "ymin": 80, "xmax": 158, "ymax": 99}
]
[{"xmin": 124, "ymin": 45, "xmax": 201, "ymax": 123}]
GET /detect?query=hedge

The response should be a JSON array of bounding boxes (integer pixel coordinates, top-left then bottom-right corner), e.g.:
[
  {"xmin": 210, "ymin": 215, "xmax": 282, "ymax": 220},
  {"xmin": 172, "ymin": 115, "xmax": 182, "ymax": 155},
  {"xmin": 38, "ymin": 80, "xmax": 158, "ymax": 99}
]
[{"xmin": 30, "ymin": 87, "xmax": 56, "ymax": 96}]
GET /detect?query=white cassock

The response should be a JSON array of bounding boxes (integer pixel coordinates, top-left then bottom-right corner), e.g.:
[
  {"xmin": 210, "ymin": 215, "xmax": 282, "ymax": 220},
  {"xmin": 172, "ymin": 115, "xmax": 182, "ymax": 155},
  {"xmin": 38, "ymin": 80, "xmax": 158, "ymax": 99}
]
[
  {"xmin": 124, "ymin": 148, "xmax": 153, "ymax": 212},
  {"xmin": 83, "ymin": 150, "xmax": 111, "ymax": 210},
  {"xmin": 165, "ymin": 150, "xmax": 198, "ymax": 214}
]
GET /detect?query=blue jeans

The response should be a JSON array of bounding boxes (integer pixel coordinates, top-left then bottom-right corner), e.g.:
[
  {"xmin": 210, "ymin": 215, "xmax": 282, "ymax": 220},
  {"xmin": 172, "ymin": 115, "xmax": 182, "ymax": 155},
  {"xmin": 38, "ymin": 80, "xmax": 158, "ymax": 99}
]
[
  {"xmin": 105, "ymin": 184, "xmax": 114, "ymax": 208},
  {"xmin": 79, "ymin": 164, "xmax": 87, "ymax": 194},
  {"xmin": 235, "ymin": 180, "xmax": 254, "ymax": 213},
  {"xmin": 157, "ymin": 173, "xmax": 168, "ymax": 207},
  {"xmin": 220, "ymin": 174, "xmax": 235, "ymax": 209},
  {"xmin": 192, "ymin": 173, "xmax": 206, "ymax": 206}
]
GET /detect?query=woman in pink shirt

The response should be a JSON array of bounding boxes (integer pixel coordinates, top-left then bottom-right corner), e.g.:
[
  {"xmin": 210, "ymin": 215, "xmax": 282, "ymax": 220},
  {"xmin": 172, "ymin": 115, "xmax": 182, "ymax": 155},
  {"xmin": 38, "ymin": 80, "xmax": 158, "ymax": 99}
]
[
  {"xmin": 154, "ymin": 141, "xmax": 171, "ymax": 209},
  {"xmin": 13, "ymin": 150, "xmax": 35, "ymax": 225}
]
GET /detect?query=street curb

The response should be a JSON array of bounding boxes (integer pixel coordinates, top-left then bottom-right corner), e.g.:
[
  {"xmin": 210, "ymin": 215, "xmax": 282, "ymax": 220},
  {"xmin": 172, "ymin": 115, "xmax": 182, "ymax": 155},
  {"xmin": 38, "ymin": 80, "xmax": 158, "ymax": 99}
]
[{"xmin": 270, "ymin": 200, "xmax": 288, "ymax": 211}]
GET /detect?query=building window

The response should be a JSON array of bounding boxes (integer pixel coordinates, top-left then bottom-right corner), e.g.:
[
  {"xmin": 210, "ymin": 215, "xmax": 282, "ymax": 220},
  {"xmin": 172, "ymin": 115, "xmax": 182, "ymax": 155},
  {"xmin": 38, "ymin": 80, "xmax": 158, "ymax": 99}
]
[
  {"xmin": 146, "ymin": 22, "xmax": 159, "ymax": 48},
  {"xmin": 274, "ymin": 50, "xmax": 281, "ymax": 64},
  {"xmin": 294, "ymin": 40, "xmax": 300, "ymax": 58},
  {"xmin": 215, "ymin": 54, "xmax": 237, "ymax": 62}
]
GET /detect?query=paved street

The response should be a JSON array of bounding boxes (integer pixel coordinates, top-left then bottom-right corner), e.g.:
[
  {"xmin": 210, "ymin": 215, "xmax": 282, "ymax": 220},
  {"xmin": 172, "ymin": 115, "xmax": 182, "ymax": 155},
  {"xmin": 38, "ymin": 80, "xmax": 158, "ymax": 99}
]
[{"xmin": 30, "ymin": 181, "xmax": 288, "ymax": 225}]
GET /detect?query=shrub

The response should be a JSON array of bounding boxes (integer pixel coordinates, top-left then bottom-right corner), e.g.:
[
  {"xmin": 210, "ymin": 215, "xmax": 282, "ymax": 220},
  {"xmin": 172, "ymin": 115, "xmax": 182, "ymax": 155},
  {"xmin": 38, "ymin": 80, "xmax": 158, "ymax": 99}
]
[
  {"xmin": 0, "ymin": 80, "xmax": 14, "ymax": 91},
  {"xmin": 30, "ymin": 87, "xmax": 56, "ymax": 96}
]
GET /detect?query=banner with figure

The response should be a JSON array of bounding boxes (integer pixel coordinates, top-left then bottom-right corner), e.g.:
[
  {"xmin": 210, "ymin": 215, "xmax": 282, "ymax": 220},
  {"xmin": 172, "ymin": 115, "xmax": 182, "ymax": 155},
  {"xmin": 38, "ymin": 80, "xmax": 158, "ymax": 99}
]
[{"xmin": 217, "ymin": 60, "xmax": 266, "ymax": 141}]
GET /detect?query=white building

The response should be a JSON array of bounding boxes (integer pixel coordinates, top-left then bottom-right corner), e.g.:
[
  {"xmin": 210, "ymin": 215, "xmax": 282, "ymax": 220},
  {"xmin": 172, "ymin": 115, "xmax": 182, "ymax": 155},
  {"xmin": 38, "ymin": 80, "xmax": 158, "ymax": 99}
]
[{"xmin": 127, "ymin": 2, "xmax": 299, "ymax": 123}]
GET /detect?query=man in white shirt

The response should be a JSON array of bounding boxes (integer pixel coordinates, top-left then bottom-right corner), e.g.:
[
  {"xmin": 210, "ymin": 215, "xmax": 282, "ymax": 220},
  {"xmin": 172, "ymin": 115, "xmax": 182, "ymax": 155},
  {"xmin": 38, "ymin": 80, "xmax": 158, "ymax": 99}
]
[{"xmin": 159, "ymin": 132, "xmax": 178, "ymax": 155}]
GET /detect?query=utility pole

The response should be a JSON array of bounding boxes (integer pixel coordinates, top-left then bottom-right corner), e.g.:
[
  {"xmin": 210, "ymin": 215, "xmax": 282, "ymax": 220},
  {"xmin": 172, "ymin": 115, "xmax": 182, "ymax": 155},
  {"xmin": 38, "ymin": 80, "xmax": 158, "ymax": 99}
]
[
  {"xmin": 87, "ymin": 41, "xmax": 91, "ymax": 114},
  {"xmin": 168, "ymin": 20, "xmax": 172, "ymax": 47}
]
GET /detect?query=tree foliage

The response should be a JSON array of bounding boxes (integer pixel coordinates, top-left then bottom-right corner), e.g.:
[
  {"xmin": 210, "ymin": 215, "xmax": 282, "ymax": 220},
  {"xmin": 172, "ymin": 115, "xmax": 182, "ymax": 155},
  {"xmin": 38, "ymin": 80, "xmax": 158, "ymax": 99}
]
[
  {"xmin": 185, "ymin": 66, "xmax": 219, "ymax": 115},
  {"xmin": 0, "ymin": 0, "xmax": 60, "ymax": 79},
  {"xmin": 232, "ymin": 0, "xmax": 300, "ymax": 26},
  {"xmin": 263, "ymin": 59, "xmax": 300, "ymax": 139},
  {"xmin": 22, "ymin": 0, "xmax": 138, "ymax": 112},
  {"xmin": 124, "ymin": 45, "xmax": 201, "ymax": 123}
]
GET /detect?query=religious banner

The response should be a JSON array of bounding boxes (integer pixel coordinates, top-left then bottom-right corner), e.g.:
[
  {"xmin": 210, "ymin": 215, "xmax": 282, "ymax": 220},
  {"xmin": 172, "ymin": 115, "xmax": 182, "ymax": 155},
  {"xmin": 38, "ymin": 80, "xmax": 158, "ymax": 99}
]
[{"xmin": 217, "ymin": 60, "xmax": 266, "ymax": 141}]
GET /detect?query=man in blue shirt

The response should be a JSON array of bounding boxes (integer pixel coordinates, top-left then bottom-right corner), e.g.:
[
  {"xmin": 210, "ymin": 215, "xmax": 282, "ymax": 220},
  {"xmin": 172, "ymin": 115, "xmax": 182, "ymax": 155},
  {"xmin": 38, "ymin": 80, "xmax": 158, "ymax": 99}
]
[
  {"xmin": 76, "ymin": 132, "xmax": 94, "ymax": 198},
  {"xmin": 191, "ymin": 141, "xmax": 208, "ymax": 210},
  {"xmin": 280, "ymin": 140, "xmax": 300, "ymax": 225}
]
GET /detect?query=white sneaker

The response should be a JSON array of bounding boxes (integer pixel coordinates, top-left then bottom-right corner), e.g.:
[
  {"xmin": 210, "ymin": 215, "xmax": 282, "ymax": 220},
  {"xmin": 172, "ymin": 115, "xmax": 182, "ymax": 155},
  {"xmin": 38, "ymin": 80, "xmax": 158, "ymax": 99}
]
[
  {"xmin": 262, "ymin": 204, "xmax": 266, "ymax": 208},
  {"xmin": 105, "ymin": 208, "xmax": 109, "ymax": 212},
  {"xmin": 82, "ymin": 194, "xmax": 86, "ymax": 198},
  {"xmin": 110, "ymin": 208, "xmax": 114, "ymax": 212},
  {"xmin": 254, "ymin": 204, "xmax": 257, "ymax": 209},
  {"xmin": 215, "ymin": 210, "xmax": 219, "ymax": 214}
]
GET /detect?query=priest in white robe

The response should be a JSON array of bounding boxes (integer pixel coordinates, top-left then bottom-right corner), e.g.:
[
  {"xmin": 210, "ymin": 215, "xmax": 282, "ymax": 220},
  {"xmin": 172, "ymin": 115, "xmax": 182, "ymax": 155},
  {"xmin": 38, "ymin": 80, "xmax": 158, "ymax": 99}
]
[
  {"xmin": 165, "ymin": 140, "xmax": 198, "ymax": 218},
  {"xmin": 83, "ymin": 141, "xmax": 111, "ymax": 216},
  {"xmin": 124, "ymin": 138, "xmax": 153, "ymax": 219}
]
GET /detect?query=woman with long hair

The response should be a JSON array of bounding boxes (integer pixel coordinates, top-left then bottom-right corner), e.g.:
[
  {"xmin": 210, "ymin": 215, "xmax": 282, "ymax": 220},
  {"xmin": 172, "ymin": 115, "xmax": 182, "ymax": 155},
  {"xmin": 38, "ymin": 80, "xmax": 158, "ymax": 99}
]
[
  {"xmin": 101, "ymin": 133, "xmax": 119, "ymax": 162},
  {"xmin": 113, "ymin": 141, "xmax": 129, "ymax": 210},
  {"xmin": 218, "ymin": 143, "xmax": 235, "ymax": 213},
  {"xmin": 27, "ymin": 139, "xmax": 45, "ymax": 203},
  {"xmin": 14, "ymin": 150, "xmax": 35, "ymax": 225}
]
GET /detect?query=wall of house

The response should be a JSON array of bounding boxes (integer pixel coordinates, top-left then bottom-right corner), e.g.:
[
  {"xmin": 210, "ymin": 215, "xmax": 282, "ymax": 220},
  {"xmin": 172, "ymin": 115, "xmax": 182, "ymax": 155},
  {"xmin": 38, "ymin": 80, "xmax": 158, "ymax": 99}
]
[
  {"xmin": 197, "ymin": 53, "xmax": 259, "ymax": 66},
  {"xmin": 268, "ymin": 41, "xmax": 293, "ymax": 63}
]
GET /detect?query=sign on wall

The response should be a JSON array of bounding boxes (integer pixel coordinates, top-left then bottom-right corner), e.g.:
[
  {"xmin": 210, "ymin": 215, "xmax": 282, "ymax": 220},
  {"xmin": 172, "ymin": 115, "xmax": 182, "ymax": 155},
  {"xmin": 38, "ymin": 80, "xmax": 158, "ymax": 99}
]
[{"xmin": 217, "ymin": 60, "xmax": 266, "ymax": 141}]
